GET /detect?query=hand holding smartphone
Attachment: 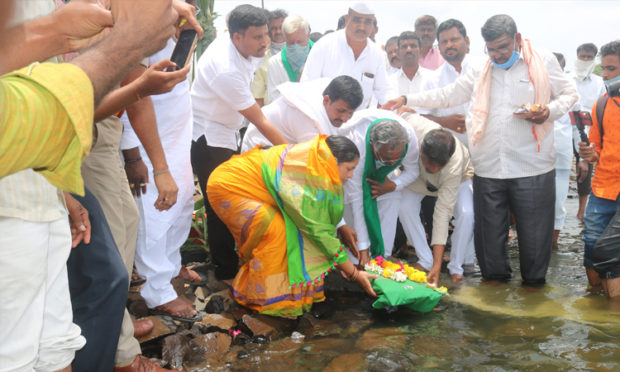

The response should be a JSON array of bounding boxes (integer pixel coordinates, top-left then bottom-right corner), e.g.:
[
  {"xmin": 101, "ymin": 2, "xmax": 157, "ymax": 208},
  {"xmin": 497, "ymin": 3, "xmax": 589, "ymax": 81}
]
[{"xmin": 166, "ymin": 29, "xmax": 198, "ymax": 72}]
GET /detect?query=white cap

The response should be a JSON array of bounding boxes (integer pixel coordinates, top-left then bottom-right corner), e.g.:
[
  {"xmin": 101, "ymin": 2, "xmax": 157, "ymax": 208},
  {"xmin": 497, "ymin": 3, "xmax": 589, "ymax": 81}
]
[{"xmin": 349, "ymin": 2, "xmax": 374, "ymax": 15}]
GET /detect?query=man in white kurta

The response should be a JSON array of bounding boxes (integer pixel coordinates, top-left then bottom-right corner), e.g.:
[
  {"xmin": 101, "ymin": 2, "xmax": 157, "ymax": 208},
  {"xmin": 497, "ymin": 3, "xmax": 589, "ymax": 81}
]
[
  {"xmin": 266, "ymin": 15, "xmax": 312, "ymax": 104},
  {"xmin": 397, "ymin": 113, "xmax": 474, "ymax": 284},
  {"xmin": 300, "ymin": 3, "xmax": 390, "ymax": 110},
  {"xmin": 417, "ymin": 19, "xmax": 477, "ymax": 147},
  {"xmin": 241, "ymin": 76, "xmax": 363, "ymax": 151},
  {"xmin": 122, "ymin": 39, "xmax": 195, "ymax": 313},
  {"xmin": 340, "ymin": 109, "xmax": 420, "ymax": 267}
]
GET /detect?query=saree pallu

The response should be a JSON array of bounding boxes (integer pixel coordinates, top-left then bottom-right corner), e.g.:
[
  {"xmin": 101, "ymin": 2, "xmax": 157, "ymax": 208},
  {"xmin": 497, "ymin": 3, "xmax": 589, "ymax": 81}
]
[{"xmin": 207, "ymin": 136, "xmax": 348, "ymax": 317}]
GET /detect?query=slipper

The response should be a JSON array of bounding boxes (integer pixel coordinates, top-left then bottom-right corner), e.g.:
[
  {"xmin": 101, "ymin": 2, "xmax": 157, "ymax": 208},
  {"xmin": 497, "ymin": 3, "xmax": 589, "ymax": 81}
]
[
  {"xmin": 149, "ymin": 297, "xmax": 201, "ymax": 323},
  {"xmin": 131, "ymin": 268, "xmax": 146, "ymax": 287},
  {"xmin": 178, "ymin": 267, "xmax": 208, "ymax": 286}
]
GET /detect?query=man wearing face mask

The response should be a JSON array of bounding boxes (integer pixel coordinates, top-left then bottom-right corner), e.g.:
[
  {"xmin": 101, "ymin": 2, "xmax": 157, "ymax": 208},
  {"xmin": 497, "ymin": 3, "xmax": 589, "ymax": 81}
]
[
  {"xmin": 383, "ymin": 14, "xmax": 578, "ymax": 286},
  {"xmin": 578, "ymin": 40, "xmax": 620, "ymax": 299},
  {"xmin": 572, "ymin": 43, "xmax": 607, "ymax": 223},
  {"xmin": 301, "ymin": 2, "xmax": 390, "ymax": 110},
  {"xmin": 265, "ymin": 15, "xmax": 313, "ymax": 104},
  {"xmin": 251, "ymin": 9, "xmax": 288, "ymax": 107}
]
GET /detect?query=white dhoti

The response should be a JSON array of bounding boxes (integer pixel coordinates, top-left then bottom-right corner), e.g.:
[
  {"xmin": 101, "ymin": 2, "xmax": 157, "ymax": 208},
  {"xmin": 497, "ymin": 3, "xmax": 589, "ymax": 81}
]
[
  {"xmin": 344, "ymin": 191, "xmax": 403, "ymax": 264},
  {"xmin": 0, "ymin": 202, "xmax": 85, "ymax": 371},
  {"xmin": 131, "ymin": 39, "xmax": 195, "ymax": 309},
  {"xmin": 399, "ymin": 179, "xmax": 475, "ymax": 275},
  {"xmin": 554, "ymin": 168, "xmax": 571, "ymax": 230}
]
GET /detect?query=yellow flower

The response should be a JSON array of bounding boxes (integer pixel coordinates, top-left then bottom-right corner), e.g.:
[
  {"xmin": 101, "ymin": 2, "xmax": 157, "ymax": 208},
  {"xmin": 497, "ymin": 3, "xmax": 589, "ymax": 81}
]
[{"xmin": 382, "ymin": 268, "xmax": 394, "ymax": 278}]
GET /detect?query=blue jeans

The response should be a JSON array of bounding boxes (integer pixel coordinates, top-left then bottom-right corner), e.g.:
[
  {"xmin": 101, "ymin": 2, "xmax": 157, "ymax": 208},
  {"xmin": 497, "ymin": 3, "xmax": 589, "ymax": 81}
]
[{"xmin": 582, "ymin": 193, "xmax": 617, "ymax": 268}]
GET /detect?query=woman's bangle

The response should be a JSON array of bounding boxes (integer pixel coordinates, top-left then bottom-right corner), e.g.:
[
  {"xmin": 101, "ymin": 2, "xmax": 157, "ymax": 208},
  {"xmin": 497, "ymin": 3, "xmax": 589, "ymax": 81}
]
[
  {"xmin": 124, "ymin": 157, "xmax": 142, "ymax": 163},
  {"xmin": 153, "ymin": 168, "xmax": 170, "ymax": 177}
]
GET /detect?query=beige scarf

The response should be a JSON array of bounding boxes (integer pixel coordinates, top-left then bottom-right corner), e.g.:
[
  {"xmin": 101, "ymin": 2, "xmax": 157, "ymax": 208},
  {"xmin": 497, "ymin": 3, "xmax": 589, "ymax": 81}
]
[{"xmin": 471, "ymin": 38, "xmax": 551, "ymax": 151}]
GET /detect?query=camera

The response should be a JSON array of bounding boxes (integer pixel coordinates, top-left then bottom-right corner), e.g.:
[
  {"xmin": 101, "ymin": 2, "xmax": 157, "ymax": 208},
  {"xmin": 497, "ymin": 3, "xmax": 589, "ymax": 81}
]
[{"xmin": 606, "ymin": 78, "xmax": 620, "ymax": 98}]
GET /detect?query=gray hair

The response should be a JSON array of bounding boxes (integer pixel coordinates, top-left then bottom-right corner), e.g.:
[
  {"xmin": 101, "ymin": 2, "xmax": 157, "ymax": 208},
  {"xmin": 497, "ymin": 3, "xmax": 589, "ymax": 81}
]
[
  {"xmin": 481, "ymin": 14, "xmax": 517, "ymax": 42},
  {"xmin": 369, "ymin": 119, "xmax": 409, "ymax": 151},
  {"xmin": 282, "ymin": 15, "xmax": 310, "ymax": 36}
]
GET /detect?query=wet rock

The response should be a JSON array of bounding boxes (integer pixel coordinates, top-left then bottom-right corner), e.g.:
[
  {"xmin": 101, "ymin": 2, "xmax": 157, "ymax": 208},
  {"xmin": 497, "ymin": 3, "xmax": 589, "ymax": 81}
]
[
  {"xmin": 228, "ymin": 305, "xmax": 252, "ymax": 321},
  {"xmin": 341, "ymin": 318, "xmax": 373, "ymax": 337},
  {"xmin": 290, "ymin": 331, "xmax": 305, "ymax": 343},
  {"xmin": 324, "ymin": 271, "xmax": 364, "ymax": 294},
  {"xmin": 240, "ymin": 314, "xmax": 296, "ymax": 341},
  {"xmin": 192, "ymin": 332, "xmax": 232, "ymax": 357},
  {"xmin": 409, "ymin": 335, "xmax": 451, "ymax": 358},
  {"xmin": 161, "ymin": 331, "xmax": 194, "ymax": 370},
  {"xmin": 196, "ymin": 313, "xmax": 236, "ymax": 332},
  {"xmin": 325, "ymin": 353, "xmax": 368, "ymax": 372},
  {"xmin": 355, "ymin": 328, "xmax": 408, "ymax": 352},
  {"xmin": 297, "ymin": 313, "xmax": 342, "ymax": 338},
  {"xmin": 203, "ymin": 290, "xmax": 235, "ymax": 314},
  {"xmin": 366, "ymin": 349, "xmax": 420, "ymax": 371}
]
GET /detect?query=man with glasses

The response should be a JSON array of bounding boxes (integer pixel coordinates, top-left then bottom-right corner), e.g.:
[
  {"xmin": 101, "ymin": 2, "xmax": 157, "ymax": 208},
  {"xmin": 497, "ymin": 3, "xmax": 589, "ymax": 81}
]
[
  {"xmin": 339, "ymin": 109, "xmax": 420, "ymax": 268},
  {"xmin": 301, "ymin": 2, "xmax": 390, "ymax": 110},
  {"xmin": 383, "ymin": 14, "xmax": 578, "ymax": 286}
]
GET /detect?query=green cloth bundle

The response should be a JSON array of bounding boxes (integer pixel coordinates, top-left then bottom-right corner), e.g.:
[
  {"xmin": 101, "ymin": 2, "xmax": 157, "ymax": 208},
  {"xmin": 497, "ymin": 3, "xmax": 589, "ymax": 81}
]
[{"xmin": 371, "ymin": 277, "xmax": 443, "ymax": 313}]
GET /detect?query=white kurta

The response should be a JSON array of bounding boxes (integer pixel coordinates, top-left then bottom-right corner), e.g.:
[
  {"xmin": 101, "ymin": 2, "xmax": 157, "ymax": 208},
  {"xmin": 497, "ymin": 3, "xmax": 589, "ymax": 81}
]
[
  {"xmin": 266, "ymin": 52, "xmax": 291, "ymax": 104},
  {"xmin": 123, "ymin": 39, "xmax": 195, "ymax": 308},
  {"xmin": 241, "ymin": 78, "xmax": 335, "ymax": 152},
  {"xmin": 417, "ymin": 56, "xmax": 479, "ymax": 146},
  {"xmin": 386, "ymin": 66, "xmax": 432, "ymax": 112},
  {"xmin": 301, "ymin": 30, "xmax": 391, "ymax": 109},
  {"xmin": 339, "ymin": 109, "xmax": 420, "ymax": 256},
  {"xmin": 406, "ymin": 49, "xmax": 579, "ymax": 179}
]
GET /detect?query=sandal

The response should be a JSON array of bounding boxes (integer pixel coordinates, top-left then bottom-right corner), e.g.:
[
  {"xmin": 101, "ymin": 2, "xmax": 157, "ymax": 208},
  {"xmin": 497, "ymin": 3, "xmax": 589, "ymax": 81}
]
[
  {"xmin": 149, "ymin": 297, "xmax": 201, "ymax": 323},
  {"xmin": 178, "ymin": 267, "xmax": 208, "ymax": 286},
  {"xmin": 131, "ymin": 265, "xmax": 146, "ymax": 287}
]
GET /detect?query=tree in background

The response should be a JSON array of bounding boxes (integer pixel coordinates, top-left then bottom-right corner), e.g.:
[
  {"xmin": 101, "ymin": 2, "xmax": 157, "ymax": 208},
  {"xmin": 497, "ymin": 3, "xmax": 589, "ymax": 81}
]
[{"xmin": 195, "ymin": 0, "xmax": 216, "ymax": 59}]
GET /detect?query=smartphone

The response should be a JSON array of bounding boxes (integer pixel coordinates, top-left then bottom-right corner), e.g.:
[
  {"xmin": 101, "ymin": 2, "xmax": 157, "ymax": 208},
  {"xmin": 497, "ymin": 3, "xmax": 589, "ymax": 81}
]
[{"xmin": 166, "ymin": 29, "xmax": 198, "ymax": 72}]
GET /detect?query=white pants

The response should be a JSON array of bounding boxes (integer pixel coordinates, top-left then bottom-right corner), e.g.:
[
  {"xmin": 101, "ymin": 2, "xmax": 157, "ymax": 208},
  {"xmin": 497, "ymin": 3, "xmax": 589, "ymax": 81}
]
[
  {"xmin": 398, "ymin": 179, "xmax": 475, "ymax": 275},
  {"xmin": 0, "ymin": 212, "xmax": 85, "ymax": 371},
  {"xmin": 554, "ymin": 168, "xmax": 571, "ymax": 230},
  {"xmin": 343, "ymin": 192, "xmax": 402, "ymax": 264},
  {"xmin": 134, "ymin": 201, "xmax": 192, "ymax": 309}
]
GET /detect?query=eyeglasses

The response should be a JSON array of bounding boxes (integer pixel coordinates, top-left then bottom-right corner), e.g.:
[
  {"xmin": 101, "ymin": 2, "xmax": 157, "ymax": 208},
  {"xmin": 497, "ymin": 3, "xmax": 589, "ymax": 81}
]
[
  {"xmin": 374, "ymin": 149, "xmax": 400, "ymax": 166},
  {"xmin": 484, "ymin": 40, "xmax": 515, "ymax": 56}
]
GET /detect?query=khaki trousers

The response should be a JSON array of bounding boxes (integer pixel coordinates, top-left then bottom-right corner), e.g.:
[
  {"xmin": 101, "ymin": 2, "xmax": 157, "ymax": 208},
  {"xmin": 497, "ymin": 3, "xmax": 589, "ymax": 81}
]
[{"xmin": 81, "ymin": 117, "xmax": 141, "ymax": 365}]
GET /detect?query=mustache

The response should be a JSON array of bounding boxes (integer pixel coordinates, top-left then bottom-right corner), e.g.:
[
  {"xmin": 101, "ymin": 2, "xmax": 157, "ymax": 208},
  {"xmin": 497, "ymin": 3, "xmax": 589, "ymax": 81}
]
[
  {"xmin": 390, "ymin": 56, "xmax": 400, "ymax": 62},
  {"xmin": 445, "ymin": 48, "xmax": 457, "ymax": 53}
]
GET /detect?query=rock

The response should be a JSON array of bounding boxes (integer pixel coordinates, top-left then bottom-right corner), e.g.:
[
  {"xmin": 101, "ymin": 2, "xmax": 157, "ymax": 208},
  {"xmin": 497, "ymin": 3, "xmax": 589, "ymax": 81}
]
[
  {"xmin": 366, "ymin": 349, "xmax": 420, "ymax": 371},
  {"xmin": 324, "ymin": 353, "xmax": 368, "ymax": 372},
  {"xmin": 297, "ymin": 313, "xmax": 342, "ymax": 338},
  {"xmin": 192, "ymin": 332, "xmax": 232, "ymax": 357},
  {"xmin": 354, "ymin": 328, "xmax": 408, "ymax": 352},
  {"xmin": 197, "ymin": 313, "xmax": 236, "ymax": 332},
  {"xmin": 240, "ymin": 314, "xmax": 296, "ymax": 341},
  {"xmin": 136, "ymin": 316, "xmax": 174, "ymax": 344},
  {"xmin": 204, "ymin": 295, "xmax": 225, "ymax": 314},
  {"xmin": 290, "ymin": 331, "xmax": 305, "ymax": 343},
  {"xmin": 228, "ymin": 305, "xmax": 252, "ymax": 321},
  {"xmin": 161, "ymin": 332, "xmax": 193, "ymax": 370},
  {"xmin": 324, "ymin": 270, "xmax": 364, "ymax": 294}
]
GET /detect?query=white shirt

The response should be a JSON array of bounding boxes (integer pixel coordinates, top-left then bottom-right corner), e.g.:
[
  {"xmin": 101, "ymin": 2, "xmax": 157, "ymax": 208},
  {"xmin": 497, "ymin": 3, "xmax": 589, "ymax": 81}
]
[
  {"xmin": 406, "ymin": 49, "xmax": 578, "ymax": 179},
  {"xmin": 417, "ymin": 56, "xmax": 479, "ymax": 146},
  {"xmin": 241, "ymin": 79, "xmax": 334, "ymax": 152},
  {"xmin": 191, "ymin": 36, "xmax": 261, "ymax": 150},
  {"xmin": 339, "ymin": 109, "xmax": 420, "ymax": 251},
  {"xmin": 266, "ymin": 52, "xmax": 291, "ymax": 105},
  {"xmin": 301, "ymin": 30, "xmax": 390, "ymax": 109},
  {"xmin": 387, "ymin": 66, "xmax": 432, "ymax": 111}
]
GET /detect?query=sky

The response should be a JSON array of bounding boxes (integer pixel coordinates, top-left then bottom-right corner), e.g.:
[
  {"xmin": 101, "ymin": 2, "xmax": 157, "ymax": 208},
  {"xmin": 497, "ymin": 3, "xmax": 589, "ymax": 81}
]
[{"xmin": 211, "ymin": 0, "xmax": 618, "ymax": 71}]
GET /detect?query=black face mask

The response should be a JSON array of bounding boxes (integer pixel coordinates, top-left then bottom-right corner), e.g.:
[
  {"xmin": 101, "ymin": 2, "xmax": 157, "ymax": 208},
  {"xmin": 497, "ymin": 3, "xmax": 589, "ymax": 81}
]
[{"xmin": 426, "ymin": 181, "xmax": 438, "ymax": 193}]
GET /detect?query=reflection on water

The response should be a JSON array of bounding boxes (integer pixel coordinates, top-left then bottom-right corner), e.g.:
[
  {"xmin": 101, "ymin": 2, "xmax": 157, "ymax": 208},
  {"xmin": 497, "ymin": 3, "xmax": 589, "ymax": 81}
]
[{"xmin": 215, "ymin": 196, "xmax": 620, "ymax": 371}]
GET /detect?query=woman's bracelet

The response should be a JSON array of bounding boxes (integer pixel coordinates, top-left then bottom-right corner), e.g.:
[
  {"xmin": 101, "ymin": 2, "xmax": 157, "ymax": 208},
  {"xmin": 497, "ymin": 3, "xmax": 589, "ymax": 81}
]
[
  {"xmin": 153, "ymin": 168, "xmax": 170, "ymax": 177},
  {"xmin": 124, "ymin": 157, "xmax": 142, "ymax": 164}
]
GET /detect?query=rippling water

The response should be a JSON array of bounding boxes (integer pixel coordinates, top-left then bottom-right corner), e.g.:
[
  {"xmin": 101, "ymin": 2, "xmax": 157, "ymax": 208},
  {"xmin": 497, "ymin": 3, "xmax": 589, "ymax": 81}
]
[{"xmin": 202, "ymin": 194, "xmax": 620, "ymax": 371}]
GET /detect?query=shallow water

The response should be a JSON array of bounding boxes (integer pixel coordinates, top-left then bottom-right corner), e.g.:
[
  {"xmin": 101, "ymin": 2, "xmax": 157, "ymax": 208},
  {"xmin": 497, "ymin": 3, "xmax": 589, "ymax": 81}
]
[{"xmin": 192, "ymin": 193, "xmax": 620, "ymax": 371}]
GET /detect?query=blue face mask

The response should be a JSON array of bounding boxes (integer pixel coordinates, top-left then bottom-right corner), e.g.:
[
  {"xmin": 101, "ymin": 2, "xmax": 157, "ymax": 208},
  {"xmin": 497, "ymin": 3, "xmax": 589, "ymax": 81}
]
[
  {"xmin": 604, "ymin": 74, "xmax": 620, "ymax": 85},
  {"xmin": 491, "ymin": 50, "xmax": 520, "ymax": 70},
  {"xmin": 286, "ymin": 43, "xmax": 311, "ymax": 72},
  {"xmin": 375, "ymin": 159, "xmax": 389, "ymax": 168}
]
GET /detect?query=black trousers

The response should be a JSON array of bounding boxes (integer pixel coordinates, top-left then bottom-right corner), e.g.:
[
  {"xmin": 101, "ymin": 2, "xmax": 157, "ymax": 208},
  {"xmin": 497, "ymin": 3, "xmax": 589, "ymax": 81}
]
[
  {"xmin": 191, "ymin": 135, "xmax": 239, "ymax": 279},
  {"xmin": 473, "ymin": 171, "xmax": 555, "ymax": 285},
  {"xmin": 67, "ymin": 188, "xmax": 128, "ymax": 372}
]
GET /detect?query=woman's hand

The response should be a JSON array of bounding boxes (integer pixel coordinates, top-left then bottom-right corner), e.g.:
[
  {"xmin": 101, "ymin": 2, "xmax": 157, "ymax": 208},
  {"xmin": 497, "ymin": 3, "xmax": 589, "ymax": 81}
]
[
  {"xmin": 337, "ymin": 225, "xmax": 359, "ymax": 259},
  {"xmin": 355, "ymin": 270, "xmax": 378, "ymax": 297}
]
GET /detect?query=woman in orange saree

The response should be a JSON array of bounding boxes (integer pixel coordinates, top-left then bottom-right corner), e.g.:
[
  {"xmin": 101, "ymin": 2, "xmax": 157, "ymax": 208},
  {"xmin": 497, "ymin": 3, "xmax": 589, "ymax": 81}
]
[{"xmin": 207, "ymin": 135, "xmax": 377, "ymax": 317}]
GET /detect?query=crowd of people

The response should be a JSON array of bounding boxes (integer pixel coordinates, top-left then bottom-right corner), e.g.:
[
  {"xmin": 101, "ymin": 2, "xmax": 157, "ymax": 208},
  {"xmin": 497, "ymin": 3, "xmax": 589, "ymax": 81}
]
[{"xmin": 1, "ymin": 0, "xmax": 619, "ymax": 371}]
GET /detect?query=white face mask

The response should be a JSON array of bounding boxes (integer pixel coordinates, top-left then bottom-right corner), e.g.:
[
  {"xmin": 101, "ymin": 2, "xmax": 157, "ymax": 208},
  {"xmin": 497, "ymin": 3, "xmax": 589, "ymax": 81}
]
[
  {"xmin": 574, "ymin": 59, "xmax": 596, "ymax": 81},
  {"xmin": 271, "ymin": 41, "xmax": 285, "ymax": 54}
]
